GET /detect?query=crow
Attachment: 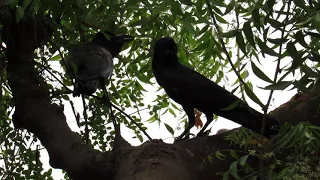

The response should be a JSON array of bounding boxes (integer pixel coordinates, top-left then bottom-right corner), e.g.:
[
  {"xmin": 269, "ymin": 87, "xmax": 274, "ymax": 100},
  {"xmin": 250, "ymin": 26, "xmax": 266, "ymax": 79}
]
[
  {"xmin": 70, "ymin": 32, "xmax": 134, "ymax": 96},
  {"xmin": 152, "ymin": 37, "xmax": 278, "ymax": 140}
]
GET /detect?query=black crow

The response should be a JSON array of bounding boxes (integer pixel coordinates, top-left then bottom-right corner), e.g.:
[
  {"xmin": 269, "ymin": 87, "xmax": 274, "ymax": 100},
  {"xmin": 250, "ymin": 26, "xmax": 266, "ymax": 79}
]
[
  {"xmin": 70, "ymin": 32, "xmax": 134, "ymax": 96},
  {"xmin": 152, "ymin": 37, "xmax": 278, "ymax": 140}
]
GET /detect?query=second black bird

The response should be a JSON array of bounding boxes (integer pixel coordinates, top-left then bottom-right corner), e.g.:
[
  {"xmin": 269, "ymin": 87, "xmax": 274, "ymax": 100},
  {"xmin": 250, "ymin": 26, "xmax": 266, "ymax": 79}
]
[
  {"xmin": 71, "ymin": 32, "xmax": 134, "ymax": 96},
  {"xmin": 152, "ymin": 37, "xmax": 278, "ymax": 140}
]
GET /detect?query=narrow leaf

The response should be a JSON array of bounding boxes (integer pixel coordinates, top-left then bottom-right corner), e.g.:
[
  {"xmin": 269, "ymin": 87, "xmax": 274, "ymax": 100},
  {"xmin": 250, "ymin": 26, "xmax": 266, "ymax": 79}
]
[
  {"xmin": 193, "ymin": 40, "xmax": 210, "ymax": 52},
  {"xmin": 314, "ymin": 13, "xmax": 320, "ymax": 34},
  {"xmin": 243, "ymin": 21, "xmax": 255, "ymax": 48},
  {"xmin": 49, "ymin": 54, "xmax": 61, "ymax": 61},
  {"xmin": 164, "ymin": 123, "xmax": 174, "ymax": 135},
  {"xmin": 230, "ymin": 161, "xmax": 241, "ymax": 180},
  {"xmin": 251, "ymin": 61, "xmax": 273, "ymax": 83},
  {"xmin": 221, "ymin": 30, "xmax": 238, "ymax": 38},
  {"xmin": 257, "ymin": 39, "xmax": 278, "ymax": 56},
  {"xmin": 236, "ymin": 31, "xmax": 247, "ymax": 55},
  {"xmin": 239, "ymin": 155, "xmax": 249, "ymax": 166},
  {"xmin": 262, "ymin": 81, "xmax": 291, "ymax": 90},
  {"xmin": 244, "ymin": 85, "xmax": 264, "ymax": 107},
  {"xmin": 252, "ymin": 9, "xmax": 261, "ymax": 29},
  {"xmin": 215, "ymin": 151, "xmax": 226, "ymax": 160},
  {"xmin": 267, "ymin": 38, "xmax": 288, "ymax": 45},
  {"xmin": 294, "ymin": 31, "xmax": 308, "ymax": 48}
]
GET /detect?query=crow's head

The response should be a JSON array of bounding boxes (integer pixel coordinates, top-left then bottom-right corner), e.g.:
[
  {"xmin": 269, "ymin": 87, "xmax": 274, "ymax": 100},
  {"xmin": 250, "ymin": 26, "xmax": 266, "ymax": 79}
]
[
  {"xmin": 154, "ymin": 37, "xmax": 178, "ymax": 55},
  {"xmin": 92, "ymin": 32, "xmax": 134, "ymax": 57}
]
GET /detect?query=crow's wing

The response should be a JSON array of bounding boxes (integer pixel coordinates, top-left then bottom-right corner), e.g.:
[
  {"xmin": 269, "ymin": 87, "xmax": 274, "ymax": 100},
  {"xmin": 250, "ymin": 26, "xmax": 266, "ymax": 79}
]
[
  {"xmin": 157, "ymin": 63, "xmax": 240, "ymax": 109},
  {"xmin": 71, "ymin": 44, "xmax": 114, "ymax": 78}
]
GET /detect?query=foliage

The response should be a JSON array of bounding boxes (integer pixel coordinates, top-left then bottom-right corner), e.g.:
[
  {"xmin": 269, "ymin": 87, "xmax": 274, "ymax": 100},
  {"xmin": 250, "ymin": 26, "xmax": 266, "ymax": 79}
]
[
  {"xmin": 0, "ymin": 0, "xmax": 320, "ymax": 179},
  {"xmin": 201, "ymin": 122, "xmax": 320, "ymax": 179}
]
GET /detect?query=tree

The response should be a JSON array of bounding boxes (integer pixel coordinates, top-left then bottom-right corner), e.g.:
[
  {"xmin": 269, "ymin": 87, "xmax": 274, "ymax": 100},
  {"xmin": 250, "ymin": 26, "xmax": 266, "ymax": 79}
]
[{"xmin": 0, "ymin": 0, "xmax": 319, "ymax": 179}]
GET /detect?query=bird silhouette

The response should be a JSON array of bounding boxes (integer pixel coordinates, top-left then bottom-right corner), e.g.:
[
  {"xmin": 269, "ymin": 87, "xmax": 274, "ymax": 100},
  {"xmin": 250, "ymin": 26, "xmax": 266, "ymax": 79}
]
[
  {"xmin": 152, "ymin": 37, "xmax": 278, "ymax": 140},
  {"xmin": 70, "ymin": 32, "xmax": 134, "ymax": 96}
]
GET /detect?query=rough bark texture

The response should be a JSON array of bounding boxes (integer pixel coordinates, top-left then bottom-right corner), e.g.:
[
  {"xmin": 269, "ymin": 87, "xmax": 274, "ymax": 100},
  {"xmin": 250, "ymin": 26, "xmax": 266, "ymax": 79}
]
[{"xmin": 1, "ymin": 8, "xmax": 319, "ymax": 180}]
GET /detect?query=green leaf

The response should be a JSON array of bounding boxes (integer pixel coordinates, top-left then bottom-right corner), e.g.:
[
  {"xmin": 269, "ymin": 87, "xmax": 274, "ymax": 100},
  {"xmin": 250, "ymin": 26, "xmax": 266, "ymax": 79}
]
[
  {"xmin": 314, "ymin": 13, "xmax": 320, "ymax": 34},
  {"xmin": 230, "ymin": 161, "xmax": 241, "ymax": 180},
  {"xmin": 267, "ymin": 38, "xmax": 288, "ymax": 45},
  {"xmin": 215, "ymin": 151, "xmax": 226, "ymax": 160},
  {"xmin": 236, "ymin": 31, "xmax": 247, "ymax": 55},
  {"xmin": 224, "ymin": 0, "xmax": 234, "ymax": 15},
  {"xmin": 199, "ymin": 25, "xmax": 210, "ymax": 34},
  {"xmin": 229, "ymin": 150, "xmax": 239, "ymax": 159},
  {"xmin": 221, "ymin": 29, "xmax": 237, "ymax": 38},
  {"xmin": 215, "ymin": 13, "xmax": 228, "ymax": 24},
  {"xmin": 286, "ymin": 41, "xmax": 299, "ymax": 59},
  {"xmin": 185, "ymin": 21, "xmax": 195, "ymax": 34},
  {"xmin": 193, "ymin": 40, "xmax": 210, "ymax": 52},
  {"xmin": 262, "ymin": 81, "xmax": 291, "ymax": 90},
  {"xmin": 4, "ymin": 0, "xmax": 17, "ymax": 5},
  {"xmin": 49, "ymin": 54, "xmax": 61, "ymax": 61},
  {"xmin": 252, "ymin": 9, "xmax": 261, "ymax": 29},
  {"xmin": 223, "ymin": 172, "xmax": 229, "ymax": 180},
  {"xmin": 137, "ymin": 134, "xmax": 143, "ymax": 142},
  {"xmin": 244, "ymin": 85, "xmax": 264, "ymax": 107},
  {"xmin": 292, "ymin": 0, "xmax": 308, "ymax": 10},
  {"xmin": 180, "ymin": 0, "xmax": 193, "ymax": 6},
  {"xmin": 243, "ymin": 21, "xmax": 255, "ymax": 48},
  {"xmin": 168, "ymin": 108, "xmax": 176, "ymax": 116},
  {"xmin": 266, "ymin": 0, "xmax": 276, "ymax": 10},
  {"xmin": 266, "ymin": 18, "xmax": 283, "ymax": 30},
  {"xmin": 164, "ymin": 123, "xmax": 174, "ymax": 135},
  {"xmin": 296, "ymin": 16, "xmax": 313, "ymax": 27},
  {"xmin": 287, "ymin": 41, "xmax": 306, "ymax": 70},
  {"xmin": 15, "ymin": 5, "xmax": 25, "ymax": 23},
  {"xmin": 239, "ymin": 155, "xmax": 249, "ymax": 166},
  {"xmin": 77, "ymin": 0, "xmax": 84, "ymax": 7},
  {"xmin": 257, "ymin": 39, "xmax": 278, "ymax": 57},
  {"xmin": 294, "ymin": 31, "xmax": 308, "ymax": 48},
  {"xmin": 251, "ymin": 61, "xmax": 273, "ymax": 83}
]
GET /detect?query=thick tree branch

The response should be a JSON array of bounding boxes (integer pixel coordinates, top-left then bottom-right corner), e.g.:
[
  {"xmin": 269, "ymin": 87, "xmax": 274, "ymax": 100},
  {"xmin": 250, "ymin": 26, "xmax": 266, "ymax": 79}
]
[{"xmin": 3, "ymin": 11, "xmax": 116, "ymax": 180}]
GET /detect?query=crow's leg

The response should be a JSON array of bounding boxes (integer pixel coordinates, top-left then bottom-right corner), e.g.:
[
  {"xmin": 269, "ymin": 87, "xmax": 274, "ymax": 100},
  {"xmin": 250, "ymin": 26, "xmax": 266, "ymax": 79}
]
[
  {"xmin": 197, "ymin": 114, "xmax": 213, "ymax": 136},
  {"xmin": 175, "ymin": 105, "xmax": 195, "ymax": 142}
]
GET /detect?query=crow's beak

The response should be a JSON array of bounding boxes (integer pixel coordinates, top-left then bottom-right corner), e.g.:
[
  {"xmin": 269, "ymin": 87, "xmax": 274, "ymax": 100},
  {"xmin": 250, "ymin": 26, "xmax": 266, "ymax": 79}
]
[{"xmin": 116, "ymin": 35, "xmax": 135, "ymax": 43}]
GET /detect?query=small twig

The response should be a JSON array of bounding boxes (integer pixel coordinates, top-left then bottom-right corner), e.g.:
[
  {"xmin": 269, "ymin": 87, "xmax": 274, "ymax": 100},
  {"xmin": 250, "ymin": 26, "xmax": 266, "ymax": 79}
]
[
  {"xmin": 81, "ymin": 95, "xmax": 89, "ymax": 144},
  {"xmin": 262, "ymin": 1, "xmax": 291, "ymax": 136},
  {"xmin": 36, "ymin": 62, "xmax": 72, "ymax": 92},
  {"xmin": 128, "ymin": 107, "xmax": 149, "ymax": 116},
  {"xmin": 205, "ymin": 0, "xmax": 247, "ymax": 88},
  {"xmin": 56, "ymin": 47, "xmax": 76, "ymax": 83},
  {"xmin": 235, "ymin": 6, "xmax": 247, "ymax": 101},
  {"xmin": 69, "ymin": 101, "xmax": 79, "ymax": 123},
  {"xmin": 101, "ymin": 84, "xmax": 117, "ymax": 128},
  {"xmin": 77, "ymin": 18, "xmax": 87, "ymax": 44},
  {"xmin": 111, "ymin": 103, "xmax": 152, "ymax": 141},
  {"xmin": 259, "ymin": 2, "xmax": 291, "ymax": 180}
]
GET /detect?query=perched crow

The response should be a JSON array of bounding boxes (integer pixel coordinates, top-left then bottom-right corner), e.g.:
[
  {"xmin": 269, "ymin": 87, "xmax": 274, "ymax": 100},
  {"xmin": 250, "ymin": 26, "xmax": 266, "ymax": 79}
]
[
  {"xmin": 152, "ymin": 37, "xmax": 278, "ymax": 140},
  {"xmin": 70, "ymin": 32, "xmax": 134, "ymax": 96}
]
